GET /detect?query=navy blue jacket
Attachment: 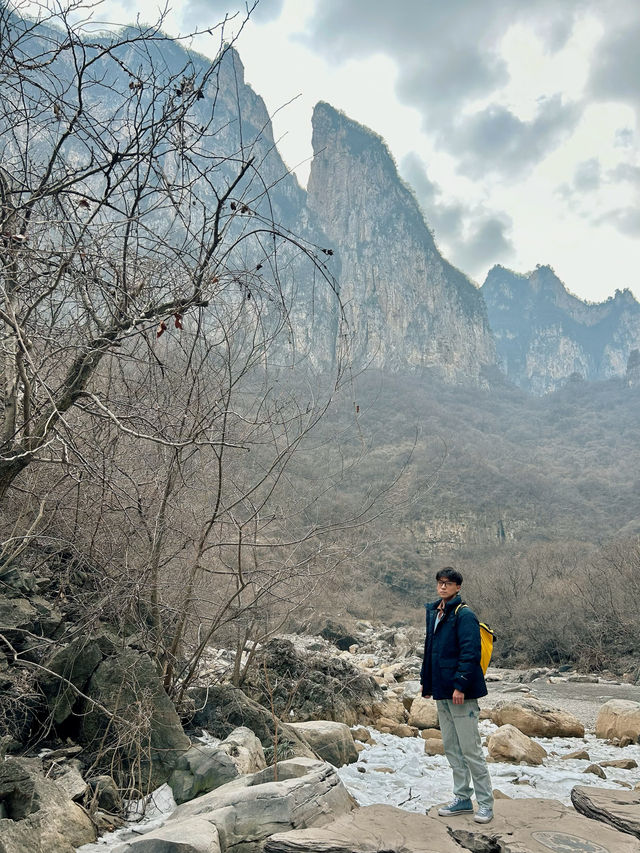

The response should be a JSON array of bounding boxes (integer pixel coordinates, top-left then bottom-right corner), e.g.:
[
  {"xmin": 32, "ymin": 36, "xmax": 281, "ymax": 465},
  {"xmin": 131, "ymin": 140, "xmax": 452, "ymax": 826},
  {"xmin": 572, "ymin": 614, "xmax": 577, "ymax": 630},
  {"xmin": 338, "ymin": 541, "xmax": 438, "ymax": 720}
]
[{"xmin": 420, "ymin": 594, "xmax": 487, "ymax": 700}]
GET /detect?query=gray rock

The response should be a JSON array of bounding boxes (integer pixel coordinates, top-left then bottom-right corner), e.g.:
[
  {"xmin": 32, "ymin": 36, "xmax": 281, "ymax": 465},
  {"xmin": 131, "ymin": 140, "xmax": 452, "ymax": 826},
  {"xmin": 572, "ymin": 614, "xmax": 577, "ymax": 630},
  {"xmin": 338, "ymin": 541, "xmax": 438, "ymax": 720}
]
[
  {"xmin": 245, "ymin": 638, "xmax": 380, "ymax": 726},
  {"xmin": 572, "ymin": 786, "xmax": 640, "ymax": 839},
  {"xmin": 265, "ymin": 803, "xmax": 461, "ymax": 852},
  {"xmin": 219, "ymin": 726, "xmax": 266, "ymax": 774},
  {"xmin": 165, "ymin": 759, "xmax": 354, "ymax": 851},
  {"xmin": 0, "ymin": 757, "xmax": 95, "ymax": 852},
  {"xmin": 187, "ymin": 684, "xmax": 315, "ymax": 761},
  {"xmin": 0, "ymin": 757, "xmax": 40, "ymax": 819},
  {"xmin": 48, "ymin": 760, "xmax": 88, "ymax": 801},
  {"xmin": 80, "ymin": 648, "xmax": 189, "ymax": 791},
  {"xmin": 167, "ymin": 745, "xmax": 238, "ymax": 805},
  {"xmin": 438, "ymin": 796, "xmax": 640, "ymax": 853},
  {"xmin": 400, "ymin": 680, "xmax": 421, "ymax": 711},
  {"xmin": 87, "ymin": 774, "xmax": 123, "ymax": 813},
  {"xmin": 288, "ymin": 721, "xmax": 358, "ymax": 767},
  {"xmin": 113, "ymin": 817, "xmax": 221, "ymax": 853},
  {"xmin": 319, "ymin": 619, "xmax": 359, "ymax": 651},
  {"xmin": 39, "ymin": 636, "xmax": 103, "ymax": 723}
]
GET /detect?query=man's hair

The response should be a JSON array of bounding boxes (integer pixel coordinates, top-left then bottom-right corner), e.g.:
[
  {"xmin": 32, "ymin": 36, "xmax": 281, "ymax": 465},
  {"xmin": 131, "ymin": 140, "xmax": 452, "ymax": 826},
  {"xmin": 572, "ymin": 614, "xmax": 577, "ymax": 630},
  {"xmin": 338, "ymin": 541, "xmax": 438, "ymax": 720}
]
[{"xmin": 436, "ymin": 566, "xmax": 463, "ymax": 585}]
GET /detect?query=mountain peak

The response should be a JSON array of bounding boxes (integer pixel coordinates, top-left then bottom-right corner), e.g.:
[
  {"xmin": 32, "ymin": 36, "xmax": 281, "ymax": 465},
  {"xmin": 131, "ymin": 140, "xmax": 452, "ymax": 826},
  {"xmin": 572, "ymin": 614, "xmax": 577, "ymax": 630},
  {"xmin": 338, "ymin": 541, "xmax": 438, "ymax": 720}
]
[{"xmin": 306, "ymin": 105, "xmax": 495, "ymax": 379}]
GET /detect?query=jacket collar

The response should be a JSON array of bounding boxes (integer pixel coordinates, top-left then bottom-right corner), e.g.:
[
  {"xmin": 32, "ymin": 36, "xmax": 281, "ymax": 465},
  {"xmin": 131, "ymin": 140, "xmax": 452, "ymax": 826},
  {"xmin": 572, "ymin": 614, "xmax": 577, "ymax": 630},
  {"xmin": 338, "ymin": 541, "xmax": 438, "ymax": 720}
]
[{"xmin": 427, "ymin": 593, "xmax": 462, "ymax": 613}]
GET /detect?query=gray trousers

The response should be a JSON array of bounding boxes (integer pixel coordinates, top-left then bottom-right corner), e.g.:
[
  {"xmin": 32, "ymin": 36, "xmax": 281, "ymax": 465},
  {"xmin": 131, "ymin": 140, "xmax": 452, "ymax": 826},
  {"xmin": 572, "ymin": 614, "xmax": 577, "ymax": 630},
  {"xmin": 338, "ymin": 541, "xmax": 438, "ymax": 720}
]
[{"xmin": 436, "ymin": 698, "xmax": 494, "ymax": 809}]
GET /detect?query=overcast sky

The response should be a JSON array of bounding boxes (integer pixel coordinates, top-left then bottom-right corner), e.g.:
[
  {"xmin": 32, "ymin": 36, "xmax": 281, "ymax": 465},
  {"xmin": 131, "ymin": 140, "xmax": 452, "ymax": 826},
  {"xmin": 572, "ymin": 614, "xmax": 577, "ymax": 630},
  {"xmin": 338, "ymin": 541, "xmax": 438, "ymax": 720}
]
[{"xmin": 98, "ymin": 0, "xmax": 638, "ymax": 302}]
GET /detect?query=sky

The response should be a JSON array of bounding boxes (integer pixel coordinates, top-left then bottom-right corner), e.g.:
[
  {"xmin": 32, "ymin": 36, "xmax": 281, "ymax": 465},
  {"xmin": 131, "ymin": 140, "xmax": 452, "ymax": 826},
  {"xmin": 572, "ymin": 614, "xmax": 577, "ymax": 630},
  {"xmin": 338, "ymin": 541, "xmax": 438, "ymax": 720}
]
[{"xmin": 81, "ymin": 1, "xmax": 639, "ymax": 302}]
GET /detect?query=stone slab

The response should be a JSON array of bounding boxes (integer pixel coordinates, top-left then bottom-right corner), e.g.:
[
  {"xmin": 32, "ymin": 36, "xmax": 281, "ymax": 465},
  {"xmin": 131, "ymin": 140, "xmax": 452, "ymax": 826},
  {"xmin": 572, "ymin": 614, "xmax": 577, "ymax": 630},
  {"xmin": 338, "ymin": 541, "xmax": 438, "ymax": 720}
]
[
  {"xmin": 433, "ymin": 797, "xmax": 640, "ymax": 852},
  {"xmin": 264, "ymin": 803, "xmax": 461, "ymax": 852},
  {"xmin": 571, "ymin": 786, "xmax": 640, "ymax": 840}
]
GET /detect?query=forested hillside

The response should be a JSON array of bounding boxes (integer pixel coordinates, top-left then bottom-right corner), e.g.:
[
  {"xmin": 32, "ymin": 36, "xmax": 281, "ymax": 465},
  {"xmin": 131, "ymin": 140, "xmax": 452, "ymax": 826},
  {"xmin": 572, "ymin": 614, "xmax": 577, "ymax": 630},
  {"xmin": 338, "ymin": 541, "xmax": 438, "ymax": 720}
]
[{"xmin": 299, "ymin": 372, "xmax": 640, "ymax": 672}]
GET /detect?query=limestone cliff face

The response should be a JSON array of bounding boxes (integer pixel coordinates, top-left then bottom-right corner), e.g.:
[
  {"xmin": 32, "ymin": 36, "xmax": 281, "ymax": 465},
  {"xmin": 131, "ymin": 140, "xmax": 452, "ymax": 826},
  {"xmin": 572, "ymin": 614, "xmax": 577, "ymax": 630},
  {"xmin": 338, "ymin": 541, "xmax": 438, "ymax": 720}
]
[
  {"xmin": 305, "ymin": 103, "xmax": 497, "ymax": 383},
  {"xmin": 482, "ymin": 265, "xmax": 640, "ymax": 393},
  {"xmin": 206, "ymin": 52, "xmax": 341, "ymax": 368}
]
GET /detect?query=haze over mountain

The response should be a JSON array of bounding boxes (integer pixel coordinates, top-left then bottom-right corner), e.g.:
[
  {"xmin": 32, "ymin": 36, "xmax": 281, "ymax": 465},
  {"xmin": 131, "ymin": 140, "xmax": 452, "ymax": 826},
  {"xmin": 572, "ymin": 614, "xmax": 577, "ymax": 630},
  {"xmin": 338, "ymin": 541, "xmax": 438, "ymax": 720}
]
[
  {"xmin": 208, "ymin": 48, "xmax": 640, "ymax": 393},
  {"xmin": 5, "ymin": 12, "xmax": 640, "ymax": 393},
  {"xmin": 482, "ymin": 265, "xmax": 640, "ymax": 393}
]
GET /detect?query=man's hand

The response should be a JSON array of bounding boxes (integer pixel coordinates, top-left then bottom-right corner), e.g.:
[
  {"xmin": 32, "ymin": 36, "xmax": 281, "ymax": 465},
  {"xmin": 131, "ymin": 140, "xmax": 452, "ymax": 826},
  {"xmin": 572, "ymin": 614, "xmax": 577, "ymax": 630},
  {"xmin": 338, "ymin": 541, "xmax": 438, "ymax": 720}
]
[{"xmin": 452, "ymin": 689, "xmax": 465, "ymax": 705}]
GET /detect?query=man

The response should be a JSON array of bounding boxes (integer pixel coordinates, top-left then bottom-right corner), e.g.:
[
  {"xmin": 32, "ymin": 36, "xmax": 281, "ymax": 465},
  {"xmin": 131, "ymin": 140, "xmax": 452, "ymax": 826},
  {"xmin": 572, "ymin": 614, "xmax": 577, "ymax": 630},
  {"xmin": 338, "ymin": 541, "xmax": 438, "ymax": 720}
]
[{"xmin": 420, "ymin": 566, "xmax": 494, "ymax": 824}]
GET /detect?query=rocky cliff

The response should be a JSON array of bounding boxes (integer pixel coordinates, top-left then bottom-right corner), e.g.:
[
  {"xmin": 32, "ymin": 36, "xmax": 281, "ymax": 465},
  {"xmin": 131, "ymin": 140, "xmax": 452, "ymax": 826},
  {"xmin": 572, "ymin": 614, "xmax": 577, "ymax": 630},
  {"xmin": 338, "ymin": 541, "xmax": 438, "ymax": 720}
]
[
  {"xmin": 306, "ymin": 103, "xmax": 497, "ymax": 383},
  {"xmin": 482, "ymin": 264, "xmax": 640, "ymax": 393}
]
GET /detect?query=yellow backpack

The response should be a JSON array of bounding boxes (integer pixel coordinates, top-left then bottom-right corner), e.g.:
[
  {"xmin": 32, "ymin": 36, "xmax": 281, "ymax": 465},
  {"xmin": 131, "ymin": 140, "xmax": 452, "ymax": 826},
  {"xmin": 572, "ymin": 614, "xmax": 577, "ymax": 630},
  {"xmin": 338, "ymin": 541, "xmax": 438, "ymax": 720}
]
[{"xmin": 455, "ymin": 603, "xmax": 496, "ymax": 675}]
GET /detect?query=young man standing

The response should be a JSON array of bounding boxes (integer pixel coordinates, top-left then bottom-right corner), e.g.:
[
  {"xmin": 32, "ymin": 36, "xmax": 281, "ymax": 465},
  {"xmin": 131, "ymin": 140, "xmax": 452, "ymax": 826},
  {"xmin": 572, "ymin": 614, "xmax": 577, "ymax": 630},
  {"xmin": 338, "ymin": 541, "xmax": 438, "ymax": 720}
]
[{"xmin": 420, "ymin": 566, "xmax": 494, "ymax": 824}]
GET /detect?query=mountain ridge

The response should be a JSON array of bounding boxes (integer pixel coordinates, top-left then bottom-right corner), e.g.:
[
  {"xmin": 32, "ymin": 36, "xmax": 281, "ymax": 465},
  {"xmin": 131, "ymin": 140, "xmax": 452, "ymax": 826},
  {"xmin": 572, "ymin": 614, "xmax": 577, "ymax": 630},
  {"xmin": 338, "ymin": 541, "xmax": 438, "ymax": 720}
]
[{"xmin": 482, "ymin": 263, "xmax": 640, "ymax": 392}]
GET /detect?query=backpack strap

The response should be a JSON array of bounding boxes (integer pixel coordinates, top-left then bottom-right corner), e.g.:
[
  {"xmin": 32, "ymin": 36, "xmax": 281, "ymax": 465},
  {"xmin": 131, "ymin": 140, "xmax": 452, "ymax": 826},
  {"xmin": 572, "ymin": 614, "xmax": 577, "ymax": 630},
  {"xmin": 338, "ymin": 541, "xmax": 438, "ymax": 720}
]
[{"xmin": 454, "ymin": 602, "xmax": 468, "ymax": 616}]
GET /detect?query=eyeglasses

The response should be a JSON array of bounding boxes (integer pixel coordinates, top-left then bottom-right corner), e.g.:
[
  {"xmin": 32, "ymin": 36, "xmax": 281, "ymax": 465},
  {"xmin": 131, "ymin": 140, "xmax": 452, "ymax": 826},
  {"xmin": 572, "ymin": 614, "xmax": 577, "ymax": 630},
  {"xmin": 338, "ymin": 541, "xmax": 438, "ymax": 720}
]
[{"xmin": 437, "ymin": 580, "xmax": 457, "ymax": 587}]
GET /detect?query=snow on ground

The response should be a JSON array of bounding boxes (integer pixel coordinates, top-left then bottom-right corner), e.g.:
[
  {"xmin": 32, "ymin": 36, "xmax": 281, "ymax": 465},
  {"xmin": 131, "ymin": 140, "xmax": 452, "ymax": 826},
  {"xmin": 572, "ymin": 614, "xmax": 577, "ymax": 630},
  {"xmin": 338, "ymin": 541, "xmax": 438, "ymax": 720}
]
[
  {"xmin": 77, "ymin": 785, "xmax": 177, "ymax": 853},
  {"xmin": 337, "ymin": 721, "xmax": 640, "ymax": 813},
  {"xmin": 79, "ymin": 724, "xmax": 640, "ymax": 850}
]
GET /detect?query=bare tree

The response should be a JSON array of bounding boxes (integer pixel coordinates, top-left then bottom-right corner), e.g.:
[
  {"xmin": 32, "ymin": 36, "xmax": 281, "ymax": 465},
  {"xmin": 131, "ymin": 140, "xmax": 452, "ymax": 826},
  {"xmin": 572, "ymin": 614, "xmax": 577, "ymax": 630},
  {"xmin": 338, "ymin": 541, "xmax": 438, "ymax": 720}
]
[
  {"xmin": 0, "ymin": 1, "xmax": 424, "ymax": 723},
  {"xmin": 0, "ymin": 0, "xmax": 341, "ymax": 501}
]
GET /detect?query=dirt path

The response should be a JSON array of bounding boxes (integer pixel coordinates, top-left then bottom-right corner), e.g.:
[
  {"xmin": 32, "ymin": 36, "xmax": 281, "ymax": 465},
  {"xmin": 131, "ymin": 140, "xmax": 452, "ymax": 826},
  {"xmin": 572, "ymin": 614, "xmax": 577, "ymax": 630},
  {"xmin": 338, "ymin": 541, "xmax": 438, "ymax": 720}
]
[{"xmin": 479, "ymin": 670, "xmax": 640, "ymax": 732}]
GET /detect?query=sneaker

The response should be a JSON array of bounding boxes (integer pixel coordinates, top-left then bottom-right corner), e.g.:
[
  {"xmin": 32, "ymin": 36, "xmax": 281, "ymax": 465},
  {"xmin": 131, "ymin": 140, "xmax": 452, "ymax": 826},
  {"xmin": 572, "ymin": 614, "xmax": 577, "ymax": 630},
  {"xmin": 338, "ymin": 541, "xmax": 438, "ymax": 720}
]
[
  {"xmin": 474, "ymin": 806, "xmax": 494, "ymax": 823},
  {"xmin": 437, "ymin": 797, "xmax": 473, "ymax": 816}
]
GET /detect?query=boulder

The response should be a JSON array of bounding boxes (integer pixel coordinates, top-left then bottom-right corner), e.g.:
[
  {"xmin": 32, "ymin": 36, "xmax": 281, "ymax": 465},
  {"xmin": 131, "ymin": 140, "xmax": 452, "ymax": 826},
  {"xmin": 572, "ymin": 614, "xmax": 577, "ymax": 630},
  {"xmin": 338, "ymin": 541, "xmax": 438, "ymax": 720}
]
[
  {"xmin": 373, "ymin": 718, "xmax": 416, "ymax": 737},
  {"xmin": 38, "ymin": 636, "xmax": 104, "ymax": 724},
  {"xmin": 188, "ymin": 685, "xmax": 316, "ymax": 762},
  {"xmin": 161, "ymin": 759, "xmax": 355, "ymax": 851},
  {"xmin": 584, "ymin": 763, "xmax": 606, "ymax": 778},
  {"xmin": 0, "ymin": 757, "xmax": 40, "ymax": 820},
  {"xmin": 264, "ymin": 803, "xmax": 461, "ymax": 852},
  {"xmin": 436, "ymin": 797, "xmax": 640, "ymax": 852},
  {"xmin": 491, "ymin": 696, "xmax": 584, "ymax": 737},
  {"xmin": 79, "ymin": 648, "xmax": 190, "ymax": 791},
  {"xmin": 0, "ymin": 757, "xmax": 95, "ymax": 853},
  {"xmin": 87, "ymin": 774, "xmax": 122, "ymax": 813},
  {"xmin": 596, "ymin": 699, "xmax": 640, "ymax": 742},
  {"xmin": 401, "ymin": 680, "xmax": 421, "ymax": 711},
  {"xmin": 512, "ymin": 667, "xmax": 550, "ymax": 682},
  {"xmin": 420, "ymin": 727, "xmax": 441, "ymax": 739},
  {"xmin": 48, "ymin": 761, "xmax": 88, "ymax": 801},
  {"xmin": 219, "ymin": 726, "xmax": 266, "ymax": 774},
  {"xmin": 0, "ymin": 595, "xmax": 63, "ymax": 654},
  {"xmin": 601, "ymin": 758, "xmax": 638, "ymax": 769},
  {"xmin": 407, "ymin": 696, "xmax": 438, "ymax": 729},
  {"xmin": 351, "ymin": 727, "xmax": 372, "ymax": 744},
  {"xmin": 369, "ymin": 697, "xmax": 406, "ymax": 724},
  {"xmin": 424, "ymin": 738, "xmax": 445, "ymax": 756},
  {"xmin": 245, "ymin": 638, "xmax": 380, "ymax": 724},
  {"xmin": 113, "ymin": 817, "xmax": 221, "ymax": 853},
  {"xmin": 289, "ymin": 721, "xmax": 358, "ymax": 766},
  {"xmin": 486, "ymin": 724, "xmax": 548, "ymax": 765},
  {"xmin": 572, "ymin": 786, "xmax": 640, "ymax": 839},
  {"xmin": 319, "ymin": 619, "xmax": 359, "ymax": 651},
  {"xmin": 167, "ymin": 744, "xmax": 239, "ymax": 805},
  {"xmin": 562, "ymin": 749, "xmax": 590, "ymax": 760}
]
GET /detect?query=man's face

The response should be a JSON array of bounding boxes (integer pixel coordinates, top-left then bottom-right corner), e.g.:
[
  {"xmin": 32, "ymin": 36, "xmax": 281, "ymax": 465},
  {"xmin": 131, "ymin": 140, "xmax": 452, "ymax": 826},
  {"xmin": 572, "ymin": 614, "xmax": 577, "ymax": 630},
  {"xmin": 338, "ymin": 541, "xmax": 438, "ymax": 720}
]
[{"xmin": 436, "ymin": 577, "xmax": 461, "ymax": 602}]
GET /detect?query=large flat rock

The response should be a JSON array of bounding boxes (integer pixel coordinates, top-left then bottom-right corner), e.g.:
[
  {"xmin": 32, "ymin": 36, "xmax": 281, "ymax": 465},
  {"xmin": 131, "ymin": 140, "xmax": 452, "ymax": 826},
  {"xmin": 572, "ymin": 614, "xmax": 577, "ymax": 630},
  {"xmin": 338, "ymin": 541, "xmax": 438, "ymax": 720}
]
[
  {"xmin": 264, "ymin": 803, "xmax": 461, "ymax": 852},
  {"xmin": 433, "ymin": 797, "xmax": 640, "ymax": 852},
  {"xmin": 161, "ymin": 759, "xmax": 354, "ymax": 851},
  {"xmin": 571, "ymin": 786, "xmax": 640, "ymax": 840}
]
